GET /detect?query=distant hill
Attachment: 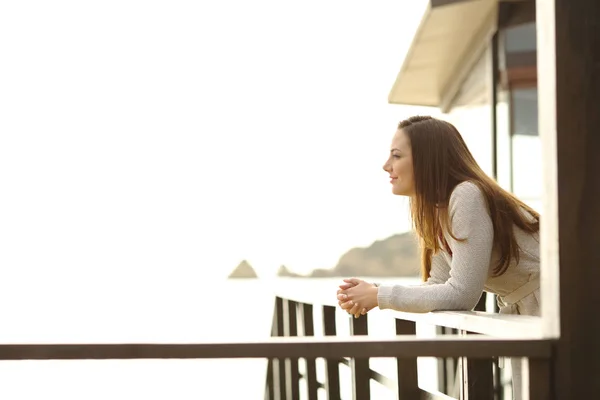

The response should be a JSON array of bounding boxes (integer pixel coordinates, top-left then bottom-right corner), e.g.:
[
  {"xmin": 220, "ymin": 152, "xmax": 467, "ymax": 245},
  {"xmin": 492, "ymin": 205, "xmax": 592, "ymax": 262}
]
[
  {"xmin": 228, "ymin": 260, "xmax": 258, "ymax": 278},
  {"xmin": 309, "ymin": 232, "xmax": 421, "ymax": 278},
  {"xmin": 276, "ymin": 265, "xmax": 302, "ymax": 277},
  {"xmin": 229, "ymin": 232, "xmax": 422, "ymax": 279}
]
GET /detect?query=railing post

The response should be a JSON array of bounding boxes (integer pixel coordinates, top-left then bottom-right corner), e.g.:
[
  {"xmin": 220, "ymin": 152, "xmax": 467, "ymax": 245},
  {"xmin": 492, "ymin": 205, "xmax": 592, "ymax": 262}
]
[
  {"xmin": 265, "ymin": 297, "xmax": 280, "ymax": 400},
  {"xmin": 350, "ymin": 315, "xmax": 370, "ymax": 400},
  {"xmin": 266, "ymin": 356, "xmax": 274, "ymax": 400},
  {"xmin": 284, "ymin": 300, "xmax": 300, "ymax": 400},
  {"xmin": 395, "ymin": 319, "xmax": 419, "ymax": 399},
  {"xmin": 275, "ymin": 297, "xmax": 287, "ymax": 399},
  {"xmin": 461, "ymin": 357, "xmax": 494, "ymax": 400},
  {"xmin": 525, "ymin": 357, "xmax": 551, "ymax": 400},
  {"xmin": 302, "ymin": 303, "xmax": 319, "ymax": 400},
  {"xmin": 323, "ymin": 305, "xmax": 341, "ymax": 400},
  {"xmin": 461, "ymin": 330, "xmax": 494, "ymax": 400},
  {"xmin": 438, "ymin": 326, "xmax": 460, "ymax": 398}
]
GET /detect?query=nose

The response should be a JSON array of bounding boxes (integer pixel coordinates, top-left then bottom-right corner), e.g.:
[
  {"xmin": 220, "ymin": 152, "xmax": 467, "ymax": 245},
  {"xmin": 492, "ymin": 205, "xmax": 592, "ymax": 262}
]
[{"xmin": 383, "ymin": 158, "xmax": 391, "ymax": 173}]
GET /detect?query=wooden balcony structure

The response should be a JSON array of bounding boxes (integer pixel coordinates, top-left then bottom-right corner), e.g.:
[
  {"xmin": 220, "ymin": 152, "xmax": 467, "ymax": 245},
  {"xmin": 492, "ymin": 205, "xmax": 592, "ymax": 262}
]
[{"xmin": 1, "ymin": 1, "xmax": 598, "ymax": 399}]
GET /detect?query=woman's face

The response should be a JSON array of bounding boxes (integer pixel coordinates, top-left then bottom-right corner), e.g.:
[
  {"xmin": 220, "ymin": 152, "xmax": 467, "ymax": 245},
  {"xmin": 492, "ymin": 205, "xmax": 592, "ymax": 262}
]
[{"xmin": 383, "ymin": 129, "xmax": 415, "ymax": 197}]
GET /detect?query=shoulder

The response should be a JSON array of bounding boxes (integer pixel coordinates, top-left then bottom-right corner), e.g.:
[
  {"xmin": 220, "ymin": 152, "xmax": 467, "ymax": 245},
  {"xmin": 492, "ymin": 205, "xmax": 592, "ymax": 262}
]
[
  {"xmin": 449, "ymin": 181, "xmax": 485, "ymax": 203},
  {"xmin": 448, "ymin": 181, "xmax": 488, "ymax": 215}
]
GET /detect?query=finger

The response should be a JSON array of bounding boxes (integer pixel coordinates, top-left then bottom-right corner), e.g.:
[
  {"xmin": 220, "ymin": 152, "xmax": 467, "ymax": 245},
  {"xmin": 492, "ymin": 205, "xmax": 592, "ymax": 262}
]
[
  {"xmin": 338, "ymin": 283, "xmax": 354, "ymax": 290},
  {"xmin": 343, "ymin": 278, "xmax": 362, "ymax": 285},
  {"xmin": 360, "ymin": 307, "xmax": 367, "ymax": 315},
  {"xmin": 338, "ymin": 300, "xmax": 354, "ymax": 308},
  {"xmin": 349, "ymin": 302, "xmax": 360, "ymax": 317},
  {"xmin": 340, "ymin": 300, "xmax": 354, "ymax": 310},
  {"xmin": 337, "ymin": 293, "xmax": 349, "ymax": 301}
]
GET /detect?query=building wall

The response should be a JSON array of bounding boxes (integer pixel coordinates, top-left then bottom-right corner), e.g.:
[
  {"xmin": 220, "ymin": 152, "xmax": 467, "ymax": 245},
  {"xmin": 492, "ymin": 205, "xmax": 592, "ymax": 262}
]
[{"xmin": 442, "ymin": 21, "xmax": 542, "ymax": 213}]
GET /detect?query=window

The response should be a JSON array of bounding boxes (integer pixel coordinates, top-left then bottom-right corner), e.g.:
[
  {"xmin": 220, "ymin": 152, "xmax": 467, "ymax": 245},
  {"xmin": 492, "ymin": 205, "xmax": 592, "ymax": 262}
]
[
  {"xmin": 497, "ymin": 21, "xmax": 542, "ymax": 211},
  {"xmin": 511, "ymin": 87, "xmax": 541, "ymax": 210}
]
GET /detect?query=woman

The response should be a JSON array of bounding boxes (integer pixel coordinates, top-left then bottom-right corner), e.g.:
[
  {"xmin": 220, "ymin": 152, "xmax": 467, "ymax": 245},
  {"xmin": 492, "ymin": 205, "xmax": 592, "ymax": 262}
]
[{"xmin": 336, "ymin": 116, "xmax": 540, "ymax": 399}]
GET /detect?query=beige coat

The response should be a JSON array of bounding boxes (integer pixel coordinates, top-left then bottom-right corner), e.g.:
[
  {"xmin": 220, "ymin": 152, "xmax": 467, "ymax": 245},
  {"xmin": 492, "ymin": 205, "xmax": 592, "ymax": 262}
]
[
  {"xmin": 376, "ymin": 181, "xmax": 540, "ymax": 399},
  {"xmin": 377, "ymin": 181, "xmax": 541, "ymax": 317}
]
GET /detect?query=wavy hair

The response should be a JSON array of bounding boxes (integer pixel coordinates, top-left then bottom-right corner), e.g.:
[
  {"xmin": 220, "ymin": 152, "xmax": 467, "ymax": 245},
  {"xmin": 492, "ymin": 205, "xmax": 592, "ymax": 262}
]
[{"xmin": 398, "ymin": 116, "xmax": 540, "ymax": 280}]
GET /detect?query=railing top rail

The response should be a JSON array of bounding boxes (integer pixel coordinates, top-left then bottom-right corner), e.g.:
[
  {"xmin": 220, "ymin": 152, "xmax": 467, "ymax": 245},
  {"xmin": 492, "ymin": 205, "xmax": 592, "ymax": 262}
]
[
  {"xmin": 391, "ymin": 310, "xmax": 542, "ymax": 338},
  {"xmin": 0, "ymin": 336, "xmax": 553, "ymax": 360},
  {"xmin": 271, "ymin": 281, "xmax": 543, "ymax": 338}
]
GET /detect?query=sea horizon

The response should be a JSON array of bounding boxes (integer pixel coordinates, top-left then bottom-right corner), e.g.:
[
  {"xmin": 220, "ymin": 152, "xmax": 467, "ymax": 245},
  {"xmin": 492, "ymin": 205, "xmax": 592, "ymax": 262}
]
[{"xmin": 0, "ymin": 277, "xmax": 420, "ymax": 399}]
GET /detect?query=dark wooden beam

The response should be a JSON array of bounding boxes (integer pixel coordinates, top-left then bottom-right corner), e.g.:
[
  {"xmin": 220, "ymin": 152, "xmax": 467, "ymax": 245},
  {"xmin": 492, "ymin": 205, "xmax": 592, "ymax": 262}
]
[
  {"xmin": 275, "ymin": 297, "xmax": 287, "ymax": 397},
  {"xmin": 537, "ymin": 0, "xmax": 600, "ymax": 398},
  {"xmin": 284, "ymin": 300, "xmax": 300, "ymax": 400},
  {"xmin": 527, "ymin": 358, "xmax": 552, "ymax": 400},
  {"xmin": 302, "ymin": 303, "xmax": 319, "ymax": 400},
  {"xmin": 350, "ymin": 316, "xmax": 370, "ymax": 400},
  {"xmin": 395, "ymin": 319, "xmax": 420, "ymax": 399},
  {"xmin": 0, "ymin": 337, "xmax": 553, "ymax": 360},
  {"xmin": 323, "ymin": 306, "xmax": 341, "ymax": 400}
]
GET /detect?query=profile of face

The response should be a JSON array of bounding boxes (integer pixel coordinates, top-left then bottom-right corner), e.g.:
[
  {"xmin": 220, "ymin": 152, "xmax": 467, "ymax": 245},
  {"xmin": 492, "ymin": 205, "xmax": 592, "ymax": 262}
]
[{"xmin": 383, "ymin": 129, "xmax": 415, "ymax": 196}]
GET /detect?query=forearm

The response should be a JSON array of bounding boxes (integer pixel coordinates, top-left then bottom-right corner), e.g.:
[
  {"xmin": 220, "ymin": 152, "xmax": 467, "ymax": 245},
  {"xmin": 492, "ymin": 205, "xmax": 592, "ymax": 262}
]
[{"xmin": 377, "ymin": 282, "xmax": 483, "ymax": 313}]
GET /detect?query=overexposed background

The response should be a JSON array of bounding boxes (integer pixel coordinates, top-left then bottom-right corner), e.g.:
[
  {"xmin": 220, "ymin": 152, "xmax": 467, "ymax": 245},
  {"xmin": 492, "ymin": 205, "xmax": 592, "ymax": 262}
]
[
  {"xmin": 0, "ymin": 1, "xmax": 504, "ymax": 398},
  {"xmin": 0, "ymin": 0, "xmax": 443, "ymax": 281}
]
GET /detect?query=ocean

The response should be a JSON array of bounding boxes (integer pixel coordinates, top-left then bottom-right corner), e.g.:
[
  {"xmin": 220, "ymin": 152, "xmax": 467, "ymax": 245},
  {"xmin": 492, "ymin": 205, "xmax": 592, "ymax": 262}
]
[{"xmin": 0, "ymin": 277, "xmax": 421, "ymax": 399}]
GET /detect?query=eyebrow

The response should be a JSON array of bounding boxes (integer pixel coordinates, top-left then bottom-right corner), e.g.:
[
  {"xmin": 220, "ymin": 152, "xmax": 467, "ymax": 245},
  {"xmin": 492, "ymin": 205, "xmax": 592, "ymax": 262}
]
[{"xmin": 390, "ymin": 148, "xmax": 402, "ymax": 152}]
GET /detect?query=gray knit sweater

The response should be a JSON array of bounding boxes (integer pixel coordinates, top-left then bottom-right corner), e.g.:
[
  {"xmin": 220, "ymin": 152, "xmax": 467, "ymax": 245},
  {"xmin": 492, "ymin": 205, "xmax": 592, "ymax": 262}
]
[{"xmin": 377, "ymin": 181, "xmax": 541, "ymax": 316}]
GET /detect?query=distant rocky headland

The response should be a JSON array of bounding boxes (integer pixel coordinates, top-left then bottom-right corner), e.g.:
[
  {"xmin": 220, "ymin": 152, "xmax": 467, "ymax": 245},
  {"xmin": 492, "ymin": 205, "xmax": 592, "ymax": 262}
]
[
  {"xmin": 227, "ymin": 232, "xmax": 421, "ymax": 279},
  {"xmin": 227, "ymin": 260, "xmax": 258, "ymax": 279}
]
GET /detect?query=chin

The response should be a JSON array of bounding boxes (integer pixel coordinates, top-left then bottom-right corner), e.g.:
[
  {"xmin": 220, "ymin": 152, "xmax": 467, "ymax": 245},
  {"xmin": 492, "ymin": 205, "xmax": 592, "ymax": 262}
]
[{"xmin": 392, "ymin": 187, "xmax": 406, "ymax": 196}]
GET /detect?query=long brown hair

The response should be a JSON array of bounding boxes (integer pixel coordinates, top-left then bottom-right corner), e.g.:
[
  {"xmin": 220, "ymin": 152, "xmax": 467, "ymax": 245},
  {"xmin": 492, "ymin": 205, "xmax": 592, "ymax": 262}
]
[{"xmin": 398, "ymin": 116, "xmax": 540, "ymax": 281}]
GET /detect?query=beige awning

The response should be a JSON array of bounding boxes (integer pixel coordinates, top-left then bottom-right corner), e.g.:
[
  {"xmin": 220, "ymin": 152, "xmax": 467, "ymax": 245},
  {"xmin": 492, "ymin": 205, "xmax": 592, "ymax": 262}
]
[{"xmin": 388, "ymin": 0, "xmax": 498, "ymax": 110}]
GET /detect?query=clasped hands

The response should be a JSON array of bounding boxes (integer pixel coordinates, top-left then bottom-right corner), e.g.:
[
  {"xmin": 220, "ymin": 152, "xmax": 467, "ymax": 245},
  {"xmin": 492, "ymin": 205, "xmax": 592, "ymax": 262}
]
[{"xmin": 336, "ymin": 278, "xmax": 379, "ymax": 318}]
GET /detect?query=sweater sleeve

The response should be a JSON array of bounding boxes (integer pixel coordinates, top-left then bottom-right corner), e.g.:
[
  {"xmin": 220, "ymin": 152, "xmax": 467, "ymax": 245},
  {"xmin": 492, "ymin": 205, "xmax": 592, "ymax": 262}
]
[
  {"xmin": 377, "ymin": 182, "xmax": 494, "ymax": 313},
  {"xmin": 421, "ymin": 251, "xmax": 451, "ymax": 285}
]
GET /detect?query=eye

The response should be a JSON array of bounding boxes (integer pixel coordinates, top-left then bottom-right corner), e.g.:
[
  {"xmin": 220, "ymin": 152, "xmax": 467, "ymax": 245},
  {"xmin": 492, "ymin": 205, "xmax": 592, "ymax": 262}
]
[{"xmin": 392, "ymin": 154, "xmax": 401, "ymax": 159}]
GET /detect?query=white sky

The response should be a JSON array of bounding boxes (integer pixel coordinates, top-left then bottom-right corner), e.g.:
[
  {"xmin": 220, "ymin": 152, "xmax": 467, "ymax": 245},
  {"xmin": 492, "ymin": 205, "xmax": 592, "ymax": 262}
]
[{"xmin": 0, "ymin": 0, "xmax": 445, "ymax": 281}]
